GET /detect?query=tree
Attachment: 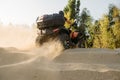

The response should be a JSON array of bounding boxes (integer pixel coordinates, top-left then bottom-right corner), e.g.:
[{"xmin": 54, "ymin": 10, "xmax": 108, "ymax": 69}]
[
  {"xmin": 64, "ymin": 0, "xmax": 80, "ymax": 28},
  {"xmin": 108, "ymin": 4, "xmax": 119, "ymax": 26},
  {"xmin": 91, "ymin": 20, "xmax": 101, "ymax": 48},
  {"xmin": 76, "ymin": 0, "xmax": 80, "ymax": 19},
  {"xmin": 93, "ymin": 15, "xmax": 116, "ymax": 49},
  {"xmin": 113, "ymin": 20, "xmax": 120, "ymax": 48},
  {"xmin": 93, "ymin": 4, "xmax": 120, "ymax": 49},
  {"xmin": 111, "ymin": 5, "xmax": 120, "ymax": 48},
  {"xmin": 78, "ymin": 8, "xmax": 93, "ymax": 48}
]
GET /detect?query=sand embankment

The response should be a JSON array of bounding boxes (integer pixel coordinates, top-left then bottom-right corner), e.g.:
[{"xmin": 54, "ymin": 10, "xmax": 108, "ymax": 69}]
[{"xmin": 0, "ymin": 48, "xmax": 120, "ymax": 80}]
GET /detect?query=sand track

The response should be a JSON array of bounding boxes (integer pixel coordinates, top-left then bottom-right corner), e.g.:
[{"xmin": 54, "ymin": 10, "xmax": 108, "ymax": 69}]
[{"xmin": 0, "ymin": 48, "xmax": 120, "ymax": 80}]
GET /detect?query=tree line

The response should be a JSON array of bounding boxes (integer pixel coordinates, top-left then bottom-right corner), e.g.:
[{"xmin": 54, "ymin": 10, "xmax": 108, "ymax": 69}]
[{"xmin": 63, "ymin": 0, "xmax": 120, "ymax": 49}]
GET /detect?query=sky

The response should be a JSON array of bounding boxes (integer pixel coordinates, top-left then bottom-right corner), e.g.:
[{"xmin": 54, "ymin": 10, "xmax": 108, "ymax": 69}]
[{"xmin": 0, "ymin": 0, "xmax": 120, "ymax": 25}]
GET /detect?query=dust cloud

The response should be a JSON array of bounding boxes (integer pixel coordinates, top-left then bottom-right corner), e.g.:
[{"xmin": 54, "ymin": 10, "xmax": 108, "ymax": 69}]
[
  {"xmin": 0, "ymin": 25, "xmax": 64, "ymax": 60},
  {"xmin": 0, "ymin": 25, "xmax": 63, "ymax": 80},
  {"xmin": 0, "ymin": 25, "xmax": 37, "ymax": 50}
]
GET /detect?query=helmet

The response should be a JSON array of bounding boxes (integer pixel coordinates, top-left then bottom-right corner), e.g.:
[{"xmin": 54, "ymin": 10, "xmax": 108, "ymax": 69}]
[{"xmin": 59, "ymin": 10, "xmax": 64, "ymax": 16}]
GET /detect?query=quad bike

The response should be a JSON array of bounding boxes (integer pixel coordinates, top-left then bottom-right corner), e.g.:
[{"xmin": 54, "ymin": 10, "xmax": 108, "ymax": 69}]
[
  {"xmin": 35, "ymin": 13, "xmax": 75, "ymax": 49},
  {"xmin": 35, "ymin": 13, "xmax": 89, "ymax": 49},
  {"xmin": 35, "ymin": 27, "xmax": 73, "ymax": 49}
]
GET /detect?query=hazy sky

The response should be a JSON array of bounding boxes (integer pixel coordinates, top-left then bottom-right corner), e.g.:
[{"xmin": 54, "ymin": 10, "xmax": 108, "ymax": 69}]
[{"xmin": 0, "ymin": 0, "xmax": 119, "ymax": 25}]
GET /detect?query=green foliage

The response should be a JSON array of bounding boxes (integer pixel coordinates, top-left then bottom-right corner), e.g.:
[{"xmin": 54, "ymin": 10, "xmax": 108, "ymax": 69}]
[
  {"xmin": 79, "ymin": 8, "xmax": 91, "ymax": 24},
  {"xmin": 113, "ymin": 20, "xmax": 120, "ymax": 48},
  {"xmin": 93, "ymin": 4, "xmax": 120, "ymax": 49},
  {"xmin": 93, "ymin": 15, "xmax": 115, "ymax": 49},
  {"xmin": 76, "ymin": 0, "xmax": 80, "ymax": 18},
  {"xmin": 64, "ymin": 0, "xmax": 75, "ymax": 20},
  {"xmin": 64, "ymin": 1, "xmax": 120, "ymax": 49},
  {"xmin": 64, "ymin": 0, "xmax": 80, "ymax": 20},
  {"xmin": 79, "ymin": 8, "xmax": 93, "ymax": 48}
]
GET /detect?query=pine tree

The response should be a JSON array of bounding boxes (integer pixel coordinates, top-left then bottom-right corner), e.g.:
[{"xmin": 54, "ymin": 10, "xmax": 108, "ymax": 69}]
[
  {"xmin": 93, "ymin": 15, "xmax": 115, "ymax": 49},
  {"xmin": 79, "ymin": 8, "xmax": 93, "ymax": 48},
  {"xmin": 64, "ymin": 0, "xmax": 80, "ymax": 28},
  {"xmin": 108, "ymin": 4, "xmax": 119, "ymax": 26},
  {"xmin": 76, "ymin": 0, "xmax": 80, "ymax": 19},
  {"xmin": 93, "ymin": 4, "xmax": 120, "ymax": 49}
]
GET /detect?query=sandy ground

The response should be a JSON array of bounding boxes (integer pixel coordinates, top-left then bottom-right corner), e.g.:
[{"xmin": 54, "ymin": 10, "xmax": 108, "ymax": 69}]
[
  {"xmin": 0, "ymin": 47, "xmax": 120, "ymax": 80},
  {"xmin": 0, "ymin": 26, "xmax": 120, "ymax": 80}
]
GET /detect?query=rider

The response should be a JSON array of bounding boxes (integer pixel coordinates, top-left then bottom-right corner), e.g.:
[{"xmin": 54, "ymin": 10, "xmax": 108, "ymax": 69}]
[
  {"xmin": 59, "ymin": 10, "xmax": 76, "ymax": 48},
  {"xmin": 59, "ymin": 10, "xmax": 90, "ymax": 48}
]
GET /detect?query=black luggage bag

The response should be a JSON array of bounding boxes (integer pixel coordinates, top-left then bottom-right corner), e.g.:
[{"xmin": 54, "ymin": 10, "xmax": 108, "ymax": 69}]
[{"xmin": 36, "ymin": 13, "xmax": 65, "ymax": 29}]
